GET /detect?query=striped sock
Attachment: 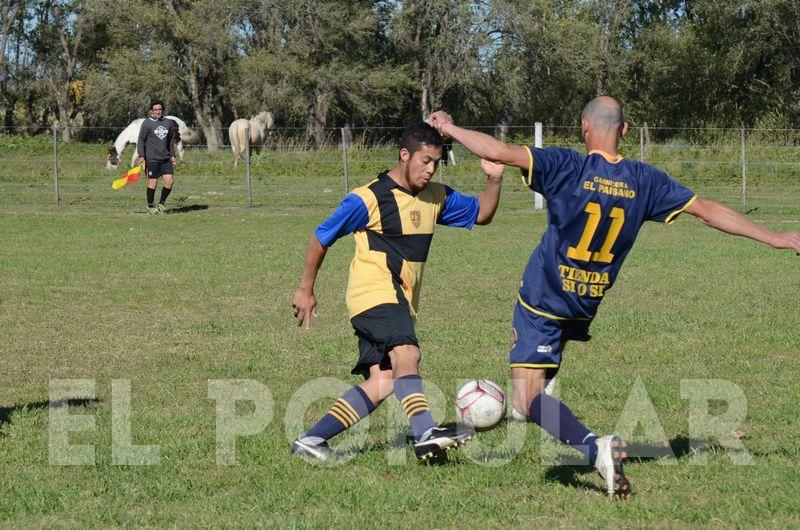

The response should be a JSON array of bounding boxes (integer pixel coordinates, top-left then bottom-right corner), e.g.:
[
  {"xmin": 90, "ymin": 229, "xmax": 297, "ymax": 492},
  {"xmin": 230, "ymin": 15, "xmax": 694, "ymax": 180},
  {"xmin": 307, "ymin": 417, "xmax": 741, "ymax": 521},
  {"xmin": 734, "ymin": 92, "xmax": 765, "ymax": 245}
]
[
  {"xmin": 303, "ymin": 386, "xmax": 375, "ymax": 442},
  {"xmin": 394, "ymin": 375, "xmax": 437, "ymax": 442}
]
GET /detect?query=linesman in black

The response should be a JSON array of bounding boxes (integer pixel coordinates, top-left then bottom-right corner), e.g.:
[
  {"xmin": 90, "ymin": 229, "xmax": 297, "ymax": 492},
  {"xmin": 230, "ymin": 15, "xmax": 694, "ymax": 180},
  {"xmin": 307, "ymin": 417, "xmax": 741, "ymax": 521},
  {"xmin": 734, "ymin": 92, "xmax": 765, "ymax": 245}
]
[
  {"xmin": 136, "ymin": 100, "xmax": 177, "ymax": 214},
  {"xmin": 291, "ymin": 123, "xmax": 504, "ymax": 461}
]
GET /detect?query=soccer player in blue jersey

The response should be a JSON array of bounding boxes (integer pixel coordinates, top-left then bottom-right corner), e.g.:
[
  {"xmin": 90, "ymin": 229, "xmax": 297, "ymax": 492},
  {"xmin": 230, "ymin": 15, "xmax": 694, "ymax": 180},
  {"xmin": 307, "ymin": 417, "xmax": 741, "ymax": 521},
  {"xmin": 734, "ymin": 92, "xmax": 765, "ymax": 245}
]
[
  {"xmin": 429, "ymin": 97, "xmax": 800, "ymax": 499},
  {"xmin": 291, "ymin": 123, "xmax": 505, "ymax": 462}
]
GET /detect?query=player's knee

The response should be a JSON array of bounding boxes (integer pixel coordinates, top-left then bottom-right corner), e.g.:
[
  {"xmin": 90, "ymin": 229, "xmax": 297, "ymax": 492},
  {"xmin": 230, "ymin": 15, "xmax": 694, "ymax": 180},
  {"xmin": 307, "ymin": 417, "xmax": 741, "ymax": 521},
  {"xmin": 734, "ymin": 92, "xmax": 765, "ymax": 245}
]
[{"xmin": 388, "ymin": 344, "xmax": 420, "ymax": 367}]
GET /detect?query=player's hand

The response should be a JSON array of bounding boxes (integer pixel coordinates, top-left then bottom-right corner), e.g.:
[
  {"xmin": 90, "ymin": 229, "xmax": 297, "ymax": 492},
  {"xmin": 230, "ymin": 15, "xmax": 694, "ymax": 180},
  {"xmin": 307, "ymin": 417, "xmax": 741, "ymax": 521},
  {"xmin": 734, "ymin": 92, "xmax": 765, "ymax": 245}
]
[
  {"xmin": 292, "ymin": 288, "xmax": 318, "ymax": 330},
  {"xmin": 135, "ymin": 157, "xmax": 144, "ymax": 167},
  {"xmin": 171, "ymin": 156, "xmax": 176, "ymax": 165},
  {"xmin": 481, "ymin": 159, "xmax": 505, "ymax": 180},
  {"xmin": 428, "ymin": 110, "xmax": 453, "ymax": 135},
  {"xmin": 770, "ymin": 232, "xmax": 800, "ymax": 254}
]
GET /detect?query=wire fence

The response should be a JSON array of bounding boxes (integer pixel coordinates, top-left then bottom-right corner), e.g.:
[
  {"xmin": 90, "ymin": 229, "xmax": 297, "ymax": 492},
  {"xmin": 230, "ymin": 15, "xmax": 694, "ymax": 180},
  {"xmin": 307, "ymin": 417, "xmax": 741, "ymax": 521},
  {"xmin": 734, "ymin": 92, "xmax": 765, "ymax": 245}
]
[{"xmin": 1, "ymin": 123, "xmax": 799, "ymax": 216}]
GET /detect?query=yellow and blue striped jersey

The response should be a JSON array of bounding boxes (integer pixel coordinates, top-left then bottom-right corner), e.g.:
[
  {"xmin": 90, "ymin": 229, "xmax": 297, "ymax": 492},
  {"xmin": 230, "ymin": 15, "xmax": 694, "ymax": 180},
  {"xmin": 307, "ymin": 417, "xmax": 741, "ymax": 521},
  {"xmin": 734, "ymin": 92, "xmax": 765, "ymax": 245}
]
[
  {"xmin": 519, "ymin": 146, "xmax": 696, "ymax": 321},
  {"xmin": 315, "ymin": 171, "xmax": 479, "ymax": 319}
]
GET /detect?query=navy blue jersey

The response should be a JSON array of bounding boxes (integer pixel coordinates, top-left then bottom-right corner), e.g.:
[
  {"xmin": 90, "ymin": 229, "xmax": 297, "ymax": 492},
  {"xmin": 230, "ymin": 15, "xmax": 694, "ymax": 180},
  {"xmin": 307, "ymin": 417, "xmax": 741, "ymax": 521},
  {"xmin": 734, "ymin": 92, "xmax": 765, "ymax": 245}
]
[{"xmin": 519, "ymin": 146, "xmax": 696, "ymax": 321}]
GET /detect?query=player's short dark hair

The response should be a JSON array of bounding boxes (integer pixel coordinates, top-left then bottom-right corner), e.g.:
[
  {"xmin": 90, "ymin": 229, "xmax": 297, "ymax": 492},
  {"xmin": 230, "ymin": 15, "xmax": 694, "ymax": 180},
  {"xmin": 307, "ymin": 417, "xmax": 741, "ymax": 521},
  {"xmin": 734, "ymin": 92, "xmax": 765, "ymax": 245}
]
[
  {"xmin": 399, "ymin": 122, "xmax": 443, "ymax": 159},
  {"xmin": 150, "ymin": 99, "xmax": 164, "ymax": 110}
]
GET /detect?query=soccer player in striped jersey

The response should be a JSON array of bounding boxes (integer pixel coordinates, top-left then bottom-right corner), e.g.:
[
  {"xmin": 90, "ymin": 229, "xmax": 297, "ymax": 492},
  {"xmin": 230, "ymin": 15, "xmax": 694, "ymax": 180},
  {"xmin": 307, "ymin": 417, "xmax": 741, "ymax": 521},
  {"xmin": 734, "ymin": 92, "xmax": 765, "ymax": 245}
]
[
  {"xmin": 291, "ymin": 122, "xmax": 504, "ymax": 461},
  {"xmin": 429, "ymin": 97, "xmax": 800, "ymax": 499}
]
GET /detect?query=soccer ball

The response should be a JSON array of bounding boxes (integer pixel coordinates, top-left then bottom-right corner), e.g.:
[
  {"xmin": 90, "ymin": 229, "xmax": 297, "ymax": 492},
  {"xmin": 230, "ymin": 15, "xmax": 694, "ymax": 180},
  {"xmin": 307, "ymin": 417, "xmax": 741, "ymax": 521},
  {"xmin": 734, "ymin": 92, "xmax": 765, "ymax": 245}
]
[{"xmin": 455, "ymin": 379, "xmax": 506, "ymax": 431}]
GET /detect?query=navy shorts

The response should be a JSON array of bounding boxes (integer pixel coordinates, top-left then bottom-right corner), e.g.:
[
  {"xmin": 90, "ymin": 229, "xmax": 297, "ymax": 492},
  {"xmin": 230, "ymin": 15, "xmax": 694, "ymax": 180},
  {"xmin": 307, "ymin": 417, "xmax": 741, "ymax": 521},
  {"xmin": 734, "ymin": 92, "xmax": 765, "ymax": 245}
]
[
  {"xmin": 509, "ymin": 300, "xmax": 592, "ymax": 377},
  {"xmin": 350, "ymin": 303, "xmax": 419, "ymax": 379},
  {"xmin": 146, "ymin": 159, "xmax": 174, "ymax": 178}
]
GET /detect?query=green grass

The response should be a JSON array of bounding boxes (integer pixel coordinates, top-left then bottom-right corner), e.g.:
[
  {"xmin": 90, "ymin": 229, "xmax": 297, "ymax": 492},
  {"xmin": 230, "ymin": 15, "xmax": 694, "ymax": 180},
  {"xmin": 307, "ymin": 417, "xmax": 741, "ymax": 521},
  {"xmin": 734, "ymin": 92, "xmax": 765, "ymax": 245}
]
[{"xmin": 1, "ymin": 142, "xmax": 799, "ymax": 526}]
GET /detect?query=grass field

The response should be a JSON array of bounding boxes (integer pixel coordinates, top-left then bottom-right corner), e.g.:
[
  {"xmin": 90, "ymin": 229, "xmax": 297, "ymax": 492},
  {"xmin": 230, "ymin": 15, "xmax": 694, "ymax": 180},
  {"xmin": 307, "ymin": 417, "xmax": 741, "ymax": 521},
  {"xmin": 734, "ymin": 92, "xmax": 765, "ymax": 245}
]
[{"xmin": 1, "ymin": 139, "xmax": 799, "ymax": 527}]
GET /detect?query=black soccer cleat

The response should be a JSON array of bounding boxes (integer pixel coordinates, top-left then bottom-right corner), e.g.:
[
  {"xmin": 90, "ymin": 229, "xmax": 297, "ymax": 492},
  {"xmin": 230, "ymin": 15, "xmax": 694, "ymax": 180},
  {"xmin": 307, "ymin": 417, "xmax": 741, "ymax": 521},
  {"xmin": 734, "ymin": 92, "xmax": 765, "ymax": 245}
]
[
  {"xmin": 413, "ymin": 422, "xmax": 475, "ymax": 461},
  {"xmin": 291, "ymin": 437, "xmax": 334, "ymax": 462}
]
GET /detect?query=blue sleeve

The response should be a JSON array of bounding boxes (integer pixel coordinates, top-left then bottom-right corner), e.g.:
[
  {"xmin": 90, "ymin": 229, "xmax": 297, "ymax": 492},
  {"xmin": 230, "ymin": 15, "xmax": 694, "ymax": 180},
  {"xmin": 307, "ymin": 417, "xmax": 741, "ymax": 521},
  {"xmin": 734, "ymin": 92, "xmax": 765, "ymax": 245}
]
[
  {"xmin": 438, "ymin": 185, "xmax": 479, "ymax": 229},
  {"xmin": 645, "ymin": 168, "xmax": 696, "ymax": 224},
  {"xmin": 525, "ymin": 146, "xmax": 576, "ymax": 197},
  {"xmin": 314, "ymin": 194, "xmax": 370, "ymax": 247}
]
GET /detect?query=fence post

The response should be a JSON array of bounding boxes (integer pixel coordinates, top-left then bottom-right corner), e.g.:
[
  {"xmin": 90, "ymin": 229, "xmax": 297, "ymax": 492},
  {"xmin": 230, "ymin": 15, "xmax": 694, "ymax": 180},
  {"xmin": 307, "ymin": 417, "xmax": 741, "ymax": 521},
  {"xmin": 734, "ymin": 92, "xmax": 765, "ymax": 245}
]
[
  {"xmin": 740, "ymin": 128, "xmax": 746, "ymax": 207},
  {"xmin": 639, "ymin": 127, "xmax": 644, "ymax": 162},
  {"xmin": 245, "ymin": 127, "xmax": 253, "ymax": 208},
  {"xmin": 341, "ymin": 127, "xmax": 349, "ymax": 194},
  {"xmin": 534, "ymin": 122, "xmax": 544, "ymax": 211},
  {"xmin": 52, "ymin": 123, "xmax": 61, "ymax": 205}
]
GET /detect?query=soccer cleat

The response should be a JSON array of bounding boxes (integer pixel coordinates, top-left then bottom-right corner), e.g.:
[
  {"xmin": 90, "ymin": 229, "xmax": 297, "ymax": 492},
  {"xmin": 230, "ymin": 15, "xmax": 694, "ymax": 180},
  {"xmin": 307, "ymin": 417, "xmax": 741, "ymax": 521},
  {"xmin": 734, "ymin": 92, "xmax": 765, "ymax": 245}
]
[
  {"xmin": 147, "ymin": 206, "xmax": 160, "ymax": 215},
  {"xmin": 291, "ymin": 437, "xmax": 333, "ymax": 461},
  {"xmin": 156, "ymin": 203, "xmax": 167, "ymax": 214},
  {"xmin": 594, "ymin": 435, "xmax": 632, "ymax": 500},
  {"xmin": 413, "ymin": 422, "xmax": 474, "ymax": 461}
]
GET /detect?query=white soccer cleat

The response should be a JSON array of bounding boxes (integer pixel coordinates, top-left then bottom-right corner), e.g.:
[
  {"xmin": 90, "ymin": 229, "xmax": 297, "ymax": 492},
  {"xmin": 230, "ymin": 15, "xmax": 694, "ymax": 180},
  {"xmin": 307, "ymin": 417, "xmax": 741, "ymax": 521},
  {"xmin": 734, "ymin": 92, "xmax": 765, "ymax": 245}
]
[{"xmin": 594, "ymin": 435, "xmax": 632, "ymax": 500}]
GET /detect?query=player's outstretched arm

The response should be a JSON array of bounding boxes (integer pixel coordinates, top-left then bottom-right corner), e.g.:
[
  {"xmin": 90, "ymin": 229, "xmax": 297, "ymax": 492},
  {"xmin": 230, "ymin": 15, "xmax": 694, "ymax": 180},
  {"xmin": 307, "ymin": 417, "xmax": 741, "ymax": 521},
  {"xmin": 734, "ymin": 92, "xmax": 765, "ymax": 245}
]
[
  {"xmin": 685, "ymin": 197, "xmax": 800, "ymax": 253},
  {"xmin": 475, "ymin": 159, "xmax": 504, "ymax": 225},
  {"xmin": 429, "ymin": 111, "xmax": 529, "ymax": 170},
  {"xmin": 292, "ymin": 235, "xmax": 327, "ymax": 330}
]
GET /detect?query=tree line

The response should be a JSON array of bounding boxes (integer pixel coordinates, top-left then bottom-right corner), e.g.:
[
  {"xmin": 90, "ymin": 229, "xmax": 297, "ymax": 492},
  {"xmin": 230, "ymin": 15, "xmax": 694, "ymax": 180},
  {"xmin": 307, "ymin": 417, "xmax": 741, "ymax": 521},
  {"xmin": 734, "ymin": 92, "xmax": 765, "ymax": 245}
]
[{"xmin": 2, "ymin": 0, "xmax": 799, "ymax": 147}]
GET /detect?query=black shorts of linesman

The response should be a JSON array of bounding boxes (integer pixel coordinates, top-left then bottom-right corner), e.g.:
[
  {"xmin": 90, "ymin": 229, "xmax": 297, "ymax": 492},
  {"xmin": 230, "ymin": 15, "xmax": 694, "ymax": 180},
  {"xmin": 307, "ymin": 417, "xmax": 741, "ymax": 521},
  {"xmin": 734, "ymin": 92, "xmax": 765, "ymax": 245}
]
[{"xmin": 136, "ymin": 99, "xmax": 178, "ymax": 215}]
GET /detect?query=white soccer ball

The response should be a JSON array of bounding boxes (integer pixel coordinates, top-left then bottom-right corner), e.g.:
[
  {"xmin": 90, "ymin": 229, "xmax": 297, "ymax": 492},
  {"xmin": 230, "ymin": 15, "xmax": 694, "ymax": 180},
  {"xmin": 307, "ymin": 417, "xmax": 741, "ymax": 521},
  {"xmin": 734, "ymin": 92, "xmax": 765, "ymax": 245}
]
[{"xmin": 455, "ymin": 379, "xmax": 506, "ymax": 431}]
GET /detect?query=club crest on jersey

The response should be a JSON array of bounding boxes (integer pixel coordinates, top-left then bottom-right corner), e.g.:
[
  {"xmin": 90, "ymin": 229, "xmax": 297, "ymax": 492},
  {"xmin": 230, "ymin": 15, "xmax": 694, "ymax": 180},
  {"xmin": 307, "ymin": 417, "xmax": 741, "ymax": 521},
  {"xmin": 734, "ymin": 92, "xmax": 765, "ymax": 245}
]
[
  {"xmin": 410, "ymin": 210, "xmax": 421, "ymax": 228},
  {"xmin": 154, "ymin": 125, "xmax": 169, "ymax": 140}
]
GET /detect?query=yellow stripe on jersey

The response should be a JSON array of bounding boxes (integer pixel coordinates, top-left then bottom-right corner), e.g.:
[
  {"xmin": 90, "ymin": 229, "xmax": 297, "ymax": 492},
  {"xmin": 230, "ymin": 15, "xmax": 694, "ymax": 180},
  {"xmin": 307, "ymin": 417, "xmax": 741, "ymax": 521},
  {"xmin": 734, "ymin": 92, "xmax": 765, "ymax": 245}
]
[
  {"xmin": 345, "ymin": 173, "xmax": 450, "ymax": 319},
  {"xmin": 664, "ymin": 194, "xmax": 698, "ymax": 224},
  {"xmin": 521, "ymin": 146, "xmax": 534, "ymax": 187},
  {"xmin": 517, "ymin": 294, "xmax": 590, "ymax": 321},
  {"xmin": 588, "ymin": 149, "xmax": 624, "ymax": 164}
]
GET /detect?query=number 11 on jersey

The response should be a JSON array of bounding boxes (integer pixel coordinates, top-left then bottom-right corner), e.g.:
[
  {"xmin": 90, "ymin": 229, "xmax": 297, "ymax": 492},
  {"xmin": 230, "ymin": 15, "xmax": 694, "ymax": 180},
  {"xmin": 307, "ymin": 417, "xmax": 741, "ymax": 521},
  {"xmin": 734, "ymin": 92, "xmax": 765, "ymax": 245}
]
[{"xmin": 566, "ymin": 202, "xmax": 625, "ymax": 263}]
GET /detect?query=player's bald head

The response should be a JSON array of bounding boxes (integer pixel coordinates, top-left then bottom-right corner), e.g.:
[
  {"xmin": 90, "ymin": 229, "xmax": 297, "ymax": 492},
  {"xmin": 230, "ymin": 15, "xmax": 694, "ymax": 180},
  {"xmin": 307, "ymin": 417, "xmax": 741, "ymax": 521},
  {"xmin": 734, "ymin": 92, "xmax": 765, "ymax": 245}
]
[{"xmin": 581, "ymin": 96, "xmax": 624, "ymax": 131}]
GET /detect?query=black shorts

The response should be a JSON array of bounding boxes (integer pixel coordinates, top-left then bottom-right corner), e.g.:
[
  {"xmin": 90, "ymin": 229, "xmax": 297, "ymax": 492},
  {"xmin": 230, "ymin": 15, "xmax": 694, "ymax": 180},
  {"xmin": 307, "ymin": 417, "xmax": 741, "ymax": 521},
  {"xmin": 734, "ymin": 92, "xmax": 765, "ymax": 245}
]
[
  {"xmin": 146, "ymin": 159, "xmax": 174, "ymax": 178},
  {"xmin": 350, "ymin": 303, "xmax": 418, "ymax": 378}
]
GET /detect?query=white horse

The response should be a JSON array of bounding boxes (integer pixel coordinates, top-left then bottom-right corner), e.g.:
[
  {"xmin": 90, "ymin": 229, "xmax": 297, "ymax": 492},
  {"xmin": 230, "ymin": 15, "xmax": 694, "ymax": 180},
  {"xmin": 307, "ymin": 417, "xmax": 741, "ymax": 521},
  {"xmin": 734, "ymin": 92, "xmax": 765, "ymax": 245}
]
[
  {"xmin": 229, "ymin": 111, "xmax": 275, "ymax": 167},
  {"xmin": 106, "ymin": 116, "xmax": 199, "ymax": 169}
]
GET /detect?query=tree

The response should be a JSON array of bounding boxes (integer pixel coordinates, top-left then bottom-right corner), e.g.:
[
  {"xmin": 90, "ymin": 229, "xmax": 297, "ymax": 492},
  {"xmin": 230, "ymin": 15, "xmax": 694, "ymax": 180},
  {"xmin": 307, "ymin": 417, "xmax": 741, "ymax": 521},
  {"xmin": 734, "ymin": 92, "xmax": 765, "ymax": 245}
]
[
  {"xmin": 237, "ymin": 0, "xmax": 403, "ymax": 148},
  {"xmin": 27, "ymin": 0, "xmax": 101, "ymax": 141},
  {"xmin": 0, "ymin": 0, "xmax": 21, "ymax": 130},
  {"xmin": 388, "ymin": 0, "xmax": 489, "ymax": 119}
]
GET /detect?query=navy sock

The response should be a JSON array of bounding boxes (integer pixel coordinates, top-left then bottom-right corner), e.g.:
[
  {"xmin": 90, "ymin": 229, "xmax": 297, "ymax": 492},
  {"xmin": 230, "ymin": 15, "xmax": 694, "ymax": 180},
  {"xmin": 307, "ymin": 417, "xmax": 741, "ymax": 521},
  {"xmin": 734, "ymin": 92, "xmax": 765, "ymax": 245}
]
[
  {"xmin": 529, "ymin": 393, "xmax": 598, "ymax": 463},
  {"xmin": 304, "ymin": 386, "xmax": 375, "ymax": 442},
  {"xmin": 146, "ymin": 187, "xmax": 155, "ymax": 207},
  {"xmin": 394, "ymin": 375, "xmax": 437, "ymax": 442}
]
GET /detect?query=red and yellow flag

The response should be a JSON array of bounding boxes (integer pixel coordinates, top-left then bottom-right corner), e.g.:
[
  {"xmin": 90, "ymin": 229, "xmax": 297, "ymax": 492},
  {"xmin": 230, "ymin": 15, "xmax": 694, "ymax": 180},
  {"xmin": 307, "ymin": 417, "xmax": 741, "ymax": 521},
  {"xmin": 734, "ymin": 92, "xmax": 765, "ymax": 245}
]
[{"xmin": 112, "ymin": 164, "xmax": 142, "ymax": 190}]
